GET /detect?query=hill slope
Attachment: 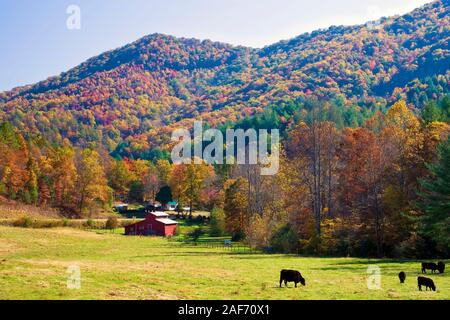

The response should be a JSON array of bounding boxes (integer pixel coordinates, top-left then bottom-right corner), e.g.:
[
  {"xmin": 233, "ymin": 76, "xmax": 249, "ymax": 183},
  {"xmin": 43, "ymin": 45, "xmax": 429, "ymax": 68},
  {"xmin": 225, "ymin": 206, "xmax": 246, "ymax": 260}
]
[{"xmin": 0, "ymin": 0, "xmax": 449, "ymax": 156}]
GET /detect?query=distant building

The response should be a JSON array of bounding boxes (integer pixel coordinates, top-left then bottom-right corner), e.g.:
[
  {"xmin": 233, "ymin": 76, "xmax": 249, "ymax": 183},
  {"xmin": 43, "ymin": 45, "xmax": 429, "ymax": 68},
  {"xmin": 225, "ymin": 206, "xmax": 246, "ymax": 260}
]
[
  {"xmin": 125, "ymin": 211, "xmax": 177, "ymax": 237},
  {"xmin": 113, "ymin": 203, "xmax": 128, "ymax": 213},
  {"xmin": 164, "ymin": 201, "xmax": 178, "ymax": 211},
  {"xmin": 144, "ymin": 201, "xmax": 162, "ymax": 212}
]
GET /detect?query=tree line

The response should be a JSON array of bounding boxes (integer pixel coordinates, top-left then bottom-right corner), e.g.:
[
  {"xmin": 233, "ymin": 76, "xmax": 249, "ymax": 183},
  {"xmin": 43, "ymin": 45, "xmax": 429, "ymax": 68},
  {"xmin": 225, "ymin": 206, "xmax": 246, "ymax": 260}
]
[
  {"xmin": 0, "ymin": 97, "xmax": 449, "ymax": 258},
  {"xmin": 218, "ymin": 98, "xmax": 449, "ymax": 258}
]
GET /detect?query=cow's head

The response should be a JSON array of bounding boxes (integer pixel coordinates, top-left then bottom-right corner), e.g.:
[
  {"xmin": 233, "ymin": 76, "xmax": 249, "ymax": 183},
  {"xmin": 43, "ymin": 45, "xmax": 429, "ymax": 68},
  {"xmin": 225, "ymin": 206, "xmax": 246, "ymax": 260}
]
[{"xmin": 299, "ymin": 276, "xmax": 306, "ymax": 286}]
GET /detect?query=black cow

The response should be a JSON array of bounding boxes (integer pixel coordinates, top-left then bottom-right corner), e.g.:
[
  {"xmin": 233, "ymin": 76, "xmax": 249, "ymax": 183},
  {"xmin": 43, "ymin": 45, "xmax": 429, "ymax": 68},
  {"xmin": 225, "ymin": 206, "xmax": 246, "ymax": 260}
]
[
  {"xmin": 418, "ymin": 276, "xmax": 436, "ymax": 291},
  {"xmin": 279, "ymin": 269, "xmax": 305, "ymax": 288},
  {"xmin": 398, "ymin": 271, "xmax": 406, "ymax": 284},
  {"xmin": 437, "ymin": 261, "xmax": 445, "ymax": 274},
  {"xmin": 421, "ymin": 262, "xmax": 438, "ymax": 274}
]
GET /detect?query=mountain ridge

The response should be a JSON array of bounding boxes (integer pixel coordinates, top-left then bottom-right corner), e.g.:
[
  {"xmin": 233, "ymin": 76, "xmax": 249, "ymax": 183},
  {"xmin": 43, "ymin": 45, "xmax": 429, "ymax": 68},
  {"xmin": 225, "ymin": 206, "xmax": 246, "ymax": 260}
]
[{"xmin": 0, "ymin": 0, "xmax": 448, "ymax": 156}]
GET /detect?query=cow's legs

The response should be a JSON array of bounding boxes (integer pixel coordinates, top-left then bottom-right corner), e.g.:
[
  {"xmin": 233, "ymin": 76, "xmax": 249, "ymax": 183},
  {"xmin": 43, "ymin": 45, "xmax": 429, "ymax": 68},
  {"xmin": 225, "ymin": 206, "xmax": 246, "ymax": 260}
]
[
  {"xmin": 295, "ymin": 282, "xmax": 298, "ymax": 288},
  {"xmin": 284, "ymin": 280, "xmax": 288, "ymax": 287},
  {"xmin": 419, "ymin": 285, "xmax": 422, "ymax": 291}
]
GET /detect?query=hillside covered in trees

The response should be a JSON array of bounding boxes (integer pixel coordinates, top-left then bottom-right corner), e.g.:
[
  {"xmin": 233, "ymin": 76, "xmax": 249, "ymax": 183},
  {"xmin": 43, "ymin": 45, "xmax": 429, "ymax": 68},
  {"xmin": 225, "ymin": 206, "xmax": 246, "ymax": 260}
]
[
  {"xmin": 1, "ymin": 97, "xmax": 449, "ymax": 258},
  {"xmin": 0, "ymin": 1, "xmax": 449, "ymax": 158},
  {"xmin": 0, "ymin": 1, "xmax": 449, "ymax": 258}
]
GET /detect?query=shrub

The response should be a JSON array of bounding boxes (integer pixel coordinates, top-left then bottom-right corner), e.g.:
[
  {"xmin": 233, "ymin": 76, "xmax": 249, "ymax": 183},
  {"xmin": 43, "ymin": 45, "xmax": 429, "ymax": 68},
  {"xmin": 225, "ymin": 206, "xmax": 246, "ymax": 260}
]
[
  {"xmin": 23, "ymin": 191, "xmax": 32, "ymax": 205},
  {"xmin": 245, "ymin": 215, "xmax": 271, "ymax": 249},
  {"xmin": 210, "ymin": 207, "xmax": 226, "ymax": 237},
  {"xmin": 194, "ymin": 215, "xmax": 203, "ymax": 223},
  {"xmin": 231, "ymin": 231, "xmax": 245, "ymax": 242},
  {"xmin": 85, "ymin": 219, "xmax": 95, "ymax": 229},
  {"xmin": 32, "ymin": 219, "xmax": 62, "ymax": 229},
  {"xmin": 0, "ymin": 182, "xmax": 6, "ymax": 195},
  {"xmin": 269, "ymin": 224, "xmax": 299, "ymax": 253},
  {"xmin": 189, "ymin": 227, "xmax": 204, "ymax": 243},
  {"xmin": 106, "ymin": 216, "xmax": 119, "ymax": 230},
  {"xmin": 13, "ymin": 216, "xmax": 33, "ymax": 228},
  {"xmin": 392, "ymin": 233, "xmax": 436, "ymax": 259},
  {"xmin": 62, "ymin": 218, "xmax": 70, "ymax": 227}
]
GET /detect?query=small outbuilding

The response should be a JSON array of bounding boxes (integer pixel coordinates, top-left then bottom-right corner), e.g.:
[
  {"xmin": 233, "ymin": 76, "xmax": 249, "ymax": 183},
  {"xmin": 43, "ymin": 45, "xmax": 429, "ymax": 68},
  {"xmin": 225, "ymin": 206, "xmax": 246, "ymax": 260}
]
[
  {"xmin": 164, "ymin": 201, "xmax": 178, "ymax": 211},
  {"xmin": 113, "ymin": 203, "xmax": 128, "ymax": 213},
  {"xmin": 125, "ymin": 211, "xmax": 177, "ymax": 237}
]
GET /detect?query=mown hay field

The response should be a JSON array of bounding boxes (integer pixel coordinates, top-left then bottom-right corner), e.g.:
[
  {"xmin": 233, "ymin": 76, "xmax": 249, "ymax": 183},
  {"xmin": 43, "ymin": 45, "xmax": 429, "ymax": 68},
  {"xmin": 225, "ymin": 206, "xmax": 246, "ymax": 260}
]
[{"xmin": 0, "ymin": 226, "xmax": 448, "ymax": 300}]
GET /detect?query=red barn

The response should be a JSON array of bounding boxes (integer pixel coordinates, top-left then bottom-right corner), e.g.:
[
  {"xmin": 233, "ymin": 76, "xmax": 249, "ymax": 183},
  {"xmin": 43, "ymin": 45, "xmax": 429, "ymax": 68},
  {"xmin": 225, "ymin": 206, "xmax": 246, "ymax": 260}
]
[{"xmin": 125, "ymin": 212, "xmax": 177, "ymax": 237}]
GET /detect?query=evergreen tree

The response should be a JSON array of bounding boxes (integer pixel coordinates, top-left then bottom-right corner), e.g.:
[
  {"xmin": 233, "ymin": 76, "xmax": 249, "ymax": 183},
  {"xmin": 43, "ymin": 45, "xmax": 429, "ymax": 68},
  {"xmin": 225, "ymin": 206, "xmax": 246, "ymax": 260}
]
[
  {"xmin": 422, "ymin": 101, "xmax": 442, "ymax": 124},
  {"xmin": 417, "ymin": 137, "xmax": 450, "ymax": 254}
]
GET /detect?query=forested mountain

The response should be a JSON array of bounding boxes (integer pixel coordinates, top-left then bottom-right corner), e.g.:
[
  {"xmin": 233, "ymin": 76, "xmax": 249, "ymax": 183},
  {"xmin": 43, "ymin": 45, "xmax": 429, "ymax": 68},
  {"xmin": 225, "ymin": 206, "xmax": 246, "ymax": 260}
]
[
  {"xmin": 0, "ymin": 0, "xmax": 449, "ymax": 157},
  {"xmin": 1, "ymin": 1, "xmax": 449, "ymax": 257}
]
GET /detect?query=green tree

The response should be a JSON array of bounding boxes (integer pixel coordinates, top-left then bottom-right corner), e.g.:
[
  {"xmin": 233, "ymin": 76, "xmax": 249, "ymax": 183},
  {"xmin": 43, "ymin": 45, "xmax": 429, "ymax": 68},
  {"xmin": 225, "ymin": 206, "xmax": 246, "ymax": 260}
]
[
  {"xmin": 417, "ymin": 137, "xmax": 450, "ymax": 254},
  {"xmin": 156, "ymin": 186, "xmax": 173, "ymax": 205},
  {"xmin": 129, "ymin": 180, "xmax": 144, "ymax": 203},
  {"xmin": 210, "ymin": 207, "xmax": 226, "ymax": 236},
  {"xmin": 26, "ymin": 158, "xmax": 39, "ymax": 205},
  {"xmin": 422, "ymin": 101, "xmax": 442, "ymax": 124}
]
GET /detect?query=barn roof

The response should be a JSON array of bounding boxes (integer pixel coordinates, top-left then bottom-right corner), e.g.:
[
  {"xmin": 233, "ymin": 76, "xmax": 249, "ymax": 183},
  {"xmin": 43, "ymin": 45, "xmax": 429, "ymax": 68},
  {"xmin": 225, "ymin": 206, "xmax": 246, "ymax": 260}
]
[
  {"xmin": 151, "ymin": 211, "xmax": 169, "ymax": 217},
  {"xmin": 155, "ymin": 218, "xmax": 178, "ymax": 225}
]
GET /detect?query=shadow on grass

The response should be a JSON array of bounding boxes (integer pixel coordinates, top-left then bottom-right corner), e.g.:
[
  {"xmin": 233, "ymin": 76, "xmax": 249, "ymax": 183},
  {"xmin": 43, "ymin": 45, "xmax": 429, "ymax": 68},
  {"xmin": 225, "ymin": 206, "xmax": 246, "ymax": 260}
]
[
  {"xmin": 307, "ymin": 266, "xmax": 421, "ymax": 272},
  {"xmin": 130, "ymin": 251, "xmax": 259, "ymax": 259},
  {"xmin": 331, "ymin": 259, "xmax": 449, "ymax": 265},
  {"xmin": 330, "ymin": 259, "xmax": 417, "ymax": 265}
]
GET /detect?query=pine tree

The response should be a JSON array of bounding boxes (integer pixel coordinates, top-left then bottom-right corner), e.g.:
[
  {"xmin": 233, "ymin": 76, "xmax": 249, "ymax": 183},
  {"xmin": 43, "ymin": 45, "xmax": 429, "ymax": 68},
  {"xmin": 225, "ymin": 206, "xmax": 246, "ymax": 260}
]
[
  {"xmin": 417, "ymin": 137, "xmax": 450, "ymax": 253},
  {"xmin": 422, "ymin": 101, "xmax": 442, "ymax": 124}
]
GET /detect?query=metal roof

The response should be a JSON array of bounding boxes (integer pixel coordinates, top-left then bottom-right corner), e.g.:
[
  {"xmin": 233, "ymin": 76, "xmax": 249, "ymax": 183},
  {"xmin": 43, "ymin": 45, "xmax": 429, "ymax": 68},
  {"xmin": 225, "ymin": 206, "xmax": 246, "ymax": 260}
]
[
  {"xmin": 155, "ymin": 218, "xmax": 178, "ymax": 225},
  {"xmin": 151, "ymin": 211, "xmax": 169, "ymax": 217}
]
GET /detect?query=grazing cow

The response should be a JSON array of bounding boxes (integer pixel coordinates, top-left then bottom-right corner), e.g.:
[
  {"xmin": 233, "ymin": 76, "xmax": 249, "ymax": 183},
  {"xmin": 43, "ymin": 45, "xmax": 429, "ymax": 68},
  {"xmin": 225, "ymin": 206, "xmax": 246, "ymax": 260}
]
[
  {"xmin": 437, "ymin": 261, "xmax": 445, "ymax": 274},
  {"xmin": 421, "ymin": 262, "xmax": 438, "ymax": 274},
  {"xmin": 398, "ymin": 271, "xmax": 406, "ymax": 284},
  {"xmin": 418, "ymin": 276, "xmax": 436, "ymax": 291},
  {"xmin": 279, "ymin": 269, "xmax": 305, "ymax": 288}
]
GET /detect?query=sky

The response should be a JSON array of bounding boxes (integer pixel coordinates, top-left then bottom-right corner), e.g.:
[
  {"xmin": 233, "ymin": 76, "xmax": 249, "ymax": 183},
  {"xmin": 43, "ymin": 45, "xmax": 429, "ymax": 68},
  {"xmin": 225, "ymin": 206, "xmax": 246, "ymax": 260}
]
[{"xmin": 0, "ymin": 0, "xmax": 433, "ymax": 92}]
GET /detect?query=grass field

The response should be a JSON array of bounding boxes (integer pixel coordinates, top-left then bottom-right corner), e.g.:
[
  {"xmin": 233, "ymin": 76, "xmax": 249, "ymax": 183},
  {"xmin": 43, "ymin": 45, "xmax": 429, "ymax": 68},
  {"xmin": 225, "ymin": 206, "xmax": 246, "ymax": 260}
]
[{"xmin": 0, "ymin": 226, "xmax": 448, "ymax": 300}]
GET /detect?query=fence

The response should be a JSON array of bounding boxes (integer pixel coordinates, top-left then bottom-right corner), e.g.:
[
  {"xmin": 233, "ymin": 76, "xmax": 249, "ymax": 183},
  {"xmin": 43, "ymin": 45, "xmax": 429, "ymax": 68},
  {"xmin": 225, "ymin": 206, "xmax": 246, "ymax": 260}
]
[{"xmin": 177, "ymin": 238, "xmax": 257, "ymax": 253}]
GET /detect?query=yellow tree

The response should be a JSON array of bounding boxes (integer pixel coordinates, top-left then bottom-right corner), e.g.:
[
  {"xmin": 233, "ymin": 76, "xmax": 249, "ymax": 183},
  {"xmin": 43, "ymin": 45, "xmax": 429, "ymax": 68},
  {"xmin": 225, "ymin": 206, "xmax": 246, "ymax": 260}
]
[
  {"xmin": 156, "ymin": 159, "xmax": 172, "ymax": 185},
  {"xmin": 168, "ymin": 160, "xmax": 214, "ymax": 215},
  {"xmin": 47, "ymin": 142, "xmax": 77, "ymax": 209},
  {"xmin": 224, "ymin": 177, "xmax": 249, "ymax": 240},
  {"xmin": 168, "ymin": 164, "xmax": 188, "ymax": 210},
  {"xmin": 109, "ymin": 160, "xmax": 134, "ymax": 201},
  {"xmin": 75, "ymin": 149, "xmax": 109, "ymax": 216},
  {"xmin": 382, "ymin": 100, "xmax": 423, "ymax": 199}
]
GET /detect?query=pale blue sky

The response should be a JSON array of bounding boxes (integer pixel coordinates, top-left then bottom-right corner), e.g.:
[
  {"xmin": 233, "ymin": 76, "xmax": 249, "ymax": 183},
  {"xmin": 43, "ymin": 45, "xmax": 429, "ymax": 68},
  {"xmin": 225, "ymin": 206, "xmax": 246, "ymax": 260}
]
[{"xmin": 0, "ymin": 0, "xmax": 432, "ymax": 92}]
